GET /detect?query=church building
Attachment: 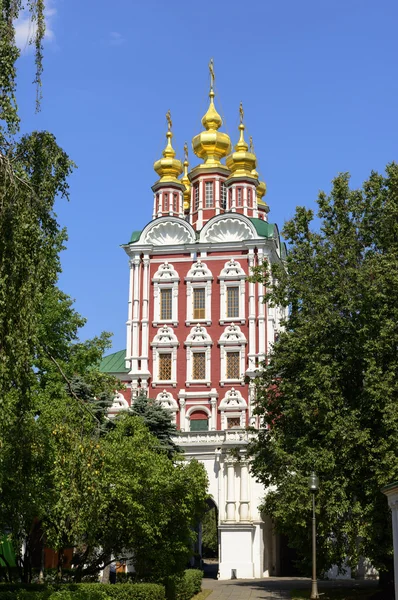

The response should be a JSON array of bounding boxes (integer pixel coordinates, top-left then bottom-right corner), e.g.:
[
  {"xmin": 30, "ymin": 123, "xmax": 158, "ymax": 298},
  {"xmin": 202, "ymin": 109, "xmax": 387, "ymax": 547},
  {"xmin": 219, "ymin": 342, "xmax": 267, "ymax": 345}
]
[{"xmin": 100, "ymin": 62, "xmax": 287, "ymax": 579}]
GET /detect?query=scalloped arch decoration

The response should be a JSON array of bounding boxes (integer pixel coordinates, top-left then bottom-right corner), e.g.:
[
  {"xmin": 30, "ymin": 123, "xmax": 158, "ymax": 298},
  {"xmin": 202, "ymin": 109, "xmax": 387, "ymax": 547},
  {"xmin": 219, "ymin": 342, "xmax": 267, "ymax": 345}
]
[
  {"xmin": 144, "ymin": 221, "xmax": 195, "ymax": 245},
  {"xmin": 202, "ymin": 218, "xmax": 254, "ymax": 243}
]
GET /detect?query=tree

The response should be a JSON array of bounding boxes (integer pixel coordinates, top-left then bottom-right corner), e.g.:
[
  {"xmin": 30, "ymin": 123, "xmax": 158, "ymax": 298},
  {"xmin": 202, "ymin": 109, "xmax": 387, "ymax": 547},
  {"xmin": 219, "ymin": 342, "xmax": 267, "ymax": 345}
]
[
  {"xmin": 128, "ymin": 391, "xmax": 179, "ymax": 456},
  {"xmin": 65, "ymin": 414, "xmax": 208, "ymax": 582},
  {"xmin": 249, "ymin": 165, "xmax": 398, "ymax": 581}
]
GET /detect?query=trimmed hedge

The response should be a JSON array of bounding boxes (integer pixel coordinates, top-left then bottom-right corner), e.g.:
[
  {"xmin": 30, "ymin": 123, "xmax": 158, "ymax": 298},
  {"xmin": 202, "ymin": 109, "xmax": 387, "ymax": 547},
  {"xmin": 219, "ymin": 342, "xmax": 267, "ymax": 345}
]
[
  {"xmin": 0, "ymin": 583, "xmax": 165, "ymax": 600},
  {"xmin": 174, "ymin": 570, "xmax": 203, "ymax": 600}
]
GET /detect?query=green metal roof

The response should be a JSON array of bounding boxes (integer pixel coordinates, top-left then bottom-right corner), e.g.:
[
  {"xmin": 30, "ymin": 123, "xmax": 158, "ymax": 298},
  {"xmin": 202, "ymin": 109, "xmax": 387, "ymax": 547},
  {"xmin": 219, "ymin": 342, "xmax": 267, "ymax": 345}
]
[
  {"xmin": 249, "ymin": 218, "xmax": 275, "ymax": 238},
  {"xmin": 129, "ymin": 230, "xmax": 142, "ymax": 243},
  {"xmin": 100, "ymin": 349, "xmax": 129, "ymax": 374}
]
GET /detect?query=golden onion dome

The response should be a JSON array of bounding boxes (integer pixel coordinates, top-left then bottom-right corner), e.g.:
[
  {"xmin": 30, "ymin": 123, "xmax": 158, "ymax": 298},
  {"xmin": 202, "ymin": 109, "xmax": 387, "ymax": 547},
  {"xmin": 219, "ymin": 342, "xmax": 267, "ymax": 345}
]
[
  {"xmin": 153, "ymin": 110, "xmax": 183, "ymax": 183},
  {"xmin": 192, "ymin": 59, "xmax": 231, "ymax": 168},
  {"xmin": 226, "ymin": 103, "xmax": 257, "ymax": 178},
  {"xmin": 257, "ymin": 180, "xmax": 269, "ymax": 213},
  {"xmin": 180, "ymin": 142, "xmax": 191, "ymax": 211}
]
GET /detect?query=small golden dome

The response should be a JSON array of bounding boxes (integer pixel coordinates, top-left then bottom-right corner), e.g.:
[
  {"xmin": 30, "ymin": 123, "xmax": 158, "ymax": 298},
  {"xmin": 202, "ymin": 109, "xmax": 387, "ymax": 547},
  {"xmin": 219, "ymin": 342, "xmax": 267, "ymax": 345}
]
[
  {"xmin": 192, "ymin": 59, "xmax": 231, "ymax": 168},
  {"xmin": 226, "ymin": 103, "xmax": 257, "ymax": 178},
  {"xmin": 180, "ymin": 142, "xmax": 191, "ymax": 211},
  {"xmin": 257, "ymin": 180, "xmax": 268, "ymax": 209},
  {"xmin": 154, "ymin": 110, "xmax": 183, "ymax": 183}
]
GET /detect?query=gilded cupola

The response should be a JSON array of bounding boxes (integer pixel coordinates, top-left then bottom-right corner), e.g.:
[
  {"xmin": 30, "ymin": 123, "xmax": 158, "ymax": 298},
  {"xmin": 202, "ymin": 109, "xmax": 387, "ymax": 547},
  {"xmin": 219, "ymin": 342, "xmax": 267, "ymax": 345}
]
[
  {"xmin": 192, "ymin": 59, "xmax": 231, "ymax": 168},
  {"xmin": 226, "ymin": 103, "xmax": 257, "ymax": 179},
  {"xmin": 180, "ymin": 142, "xmax": 191, "ymax": 211},
  {"xmin": 153, "ymin": 110, "xmax": 183, "ymax": 183}
]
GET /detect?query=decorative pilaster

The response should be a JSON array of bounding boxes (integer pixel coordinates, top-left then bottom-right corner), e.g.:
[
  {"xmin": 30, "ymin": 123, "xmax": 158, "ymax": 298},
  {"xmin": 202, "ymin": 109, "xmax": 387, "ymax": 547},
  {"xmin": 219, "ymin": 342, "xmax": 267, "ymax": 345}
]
[
  {"xmin": 257, "ymin": 248, "xmax": 266, "ymax": 362},
  {"xmin": 239, "ymin": 456, "xmax": 250, "ymax": 521},
  {"xmin": 140, "ymin": 256, "xmax": 150, "ymax": 376},
  {"xmin": 247, "ymin": 250, "xmax": 256, "ymax": 373},
  {"xmin": 226, "ymin": 460, "xmax": 236, "ymax": 521},
  {"xmin": 179, "ymin": 398, "xmax": 186, "ymax": 431},
  {"xmin": 130, "ymin": 255, "xmax": 141, "ymax": 376},
  {"xmin": 210, "ymin": 398, "xmax": 217, "ymax": 430}
]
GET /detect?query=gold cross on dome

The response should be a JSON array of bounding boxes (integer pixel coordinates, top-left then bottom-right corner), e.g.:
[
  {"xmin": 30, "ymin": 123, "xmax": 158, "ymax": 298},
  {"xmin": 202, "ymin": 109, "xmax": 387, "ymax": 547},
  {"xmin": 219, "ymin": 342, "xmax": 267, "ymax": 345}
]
[
  {"xmin": 166, "ymin": 109, "xmax": 172, "ymax": 131},
  {"xmin": 249, "ymin": 136, "xmax": 254, "ymax": 153},
  {"xmin": 239, "ymin": 101, "xmax": 244, "ymax": 124},
  {"xmin": 209, "ymin": 58, "xmax": 215, "ymax": 89},
  {"xmin": 184, "ymin": 141, "xmax": 188, "ymax": 161}
]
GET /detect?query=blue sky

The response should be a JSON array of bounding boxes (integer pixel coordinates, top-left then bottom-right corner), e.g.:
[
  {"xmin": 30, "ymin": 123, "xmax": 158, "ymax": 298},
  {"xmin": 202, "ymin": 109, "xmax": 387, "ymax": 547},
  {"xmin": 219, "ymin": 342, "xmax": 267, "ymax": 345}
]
[{"xmin": 15, "ymin": 0, "xmax": 398, "ymax": 353}]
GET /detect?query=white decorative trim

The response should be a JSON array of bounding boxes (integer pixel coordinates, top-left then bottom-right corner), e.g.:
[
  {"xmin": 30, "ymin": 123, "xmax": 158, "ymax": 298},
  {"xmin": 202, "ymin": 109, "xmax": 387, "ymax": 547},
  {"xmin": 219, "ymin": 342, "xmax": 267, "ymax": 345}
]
[
  {"xmin": 185, "ymin": 325, "xmax": 213, "ymax": 385},
  {"xmin": 219, "ymin": 388, "xmax": 248, "ymax": 430},
  {"xmin": 219, "ymin": 324, "xmax": 247, "ymax": 385},
  {"xmin": 200, "ymin": 216, "xmax": 255, "ymax": 243},
  {"xmin": 155, "ymin": 390, "xmax": 178, "ymax": 424},
  {"xmin": 219, "ymin": 259, "xmax": 246, "ymax": 324},
  {"xmin": 142, "ymin": 218, "xmax": 196, "ymax": 246},
  {"xmin": 151, "ymin": 325, "xmax": 179, "ymax": 386},
  {"xmin": 152, "ymin": 262, "xmax": 179, "ymax": 326},
  {"xmin": 152, "ymin": 261, "xmax": 180, "ymax": 282},
  {"xmin": 108, "ymin": 392, "xmax": 129, "ymax": 417},
  {"xmin": 185, "ymin": 260, "xmax": 213, "ymax": 325}
]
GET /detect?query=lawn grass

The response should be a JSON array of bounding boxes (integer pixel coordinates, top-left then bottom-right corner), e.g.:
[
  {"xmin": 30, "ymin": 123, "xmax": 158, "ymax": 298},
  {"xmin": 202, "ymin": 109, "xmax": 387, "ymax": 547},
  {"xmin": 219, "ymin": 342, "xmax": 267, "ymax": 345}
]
[
  {"xmin": 192, "ymin": 590, "xmax": 213, "ymax": 600},
  {"xmin": 291, "ymin": 588, "xmax": 376, "ymax": 600}
]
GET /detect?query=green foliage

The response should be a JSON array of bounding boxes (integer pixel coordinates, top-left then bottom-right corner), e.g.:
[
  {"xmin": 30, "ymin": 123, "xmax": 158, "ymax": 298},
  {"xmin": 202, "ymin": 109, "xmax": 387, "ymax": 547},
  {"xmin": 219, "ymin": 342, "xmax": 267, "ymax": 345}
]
[
  {"xmin": 0, "ymin": 583, "xmax": 166, "ymax": 600},
  {"xmin": 201, "ymin": 508, "xmax": 218, "ymax": 558},
  {"xmin": 165, "ymin": 570, "xmax": 203, "ymax": 600},
  {"xmin": 127, "ymin": 391, "xmax": 178, "ymax": 456},
  {"xmin": 249, "ymin": 164, "xmax": 398, "ymax": 576},
  {"xmin": 0, "ymin": 0, "xmax": 46, "ymax": 136}
]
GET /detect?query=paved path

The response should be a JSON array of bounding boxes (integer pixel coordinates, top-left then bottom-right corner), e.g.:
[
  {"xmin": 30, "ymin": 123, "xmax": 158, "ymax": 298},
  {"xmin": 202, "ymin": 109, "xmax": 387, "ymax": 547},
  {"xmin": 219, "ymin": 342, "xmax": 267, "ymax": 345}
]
[{"xmin": 201, "ymin": 577, "xmax": 378, "ymax": 599}]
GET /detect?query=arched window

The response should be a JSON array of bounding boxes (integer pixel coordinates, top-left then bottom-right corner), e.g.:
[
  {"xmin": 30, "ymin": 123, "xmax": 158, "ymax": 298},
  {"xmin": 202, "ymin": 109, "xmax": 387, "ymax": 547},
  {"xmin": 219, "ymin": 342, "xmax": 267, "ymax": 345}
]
[
  {"xmin": 173, "ymin": 193, "xmax": 178, "ymax": 212},
  {"xmin": 185, "ymin": 260, "xmax": 213, "ymax": 325},
  {"xmin": 185, "ymin": 325, "xmax": 212, "ymax": 385},
  {"xmin": 247, "ymin": 188, "xmax": 252, "ymax": 207},
  {"xmin": 164, "ymin": 193, "xmax": 169, "ymax": 212},
  {"xmin": 189, "ymin": 410, "xmax": 209, "ymax": 432},
  {"xmin": 150, "ymin": 325, "xmax": 179, "ymax": 387},
  {"xmin": 221, "ymin": 182, "xmax": 227, "ymax": 209},
  {"xmin": 218, "ymin": 259, "xmax": 246, "ymax": 324},
  {"xmin": 218, "ymin": 324, "xmax": 247, "ymax": 385}
]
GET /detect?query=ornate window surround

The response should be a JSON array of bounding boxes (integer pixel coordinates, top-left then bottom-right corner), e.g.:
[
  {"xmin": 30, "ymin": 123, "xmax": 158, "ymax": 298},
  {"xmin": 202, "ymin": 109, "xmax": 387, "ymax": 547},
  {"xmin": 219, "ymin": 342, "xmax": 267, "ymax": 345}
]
[
  {"xmin": 151, "ymin": 325, "xmax": 179, "ymax": 387},
  {"xmin": 155, "ymin": 390, "xmax": 179, "ymax": 424},
  {"xmin": 219, "ymin": 323, "xmax": 247, "ymax": 386},
  {"xmin": 219, "ymin": 388, "xmax": 248, "ymax": 430},
  {"xmin": 185, "ymin": 325, "xmax": 212, "ymax": 386},
  {"xmin": 185, "ymin": 260, "xmax": 213, "ymax": 326},
  {"xmin": 219, "ymin": 259, "xmax": 246, "ymax": 325},
  {"xmin": 152, "ymin": 262, "xmax": 179, "ymax": 326}
]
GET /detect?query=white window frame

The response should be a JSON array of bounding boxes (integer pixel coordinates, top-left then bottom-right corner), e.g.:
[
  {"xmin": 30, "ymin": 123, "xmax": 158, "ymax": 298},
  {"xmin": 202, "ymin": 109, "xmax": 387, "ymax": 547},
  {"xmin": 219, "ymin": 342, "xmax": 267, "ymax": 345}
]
[
  {"xmin": 219, "ymin": 324, "xmax": 247, "ymax": 386},
  {"xmin": 219, "ymin": 388, "xmax": 248, "ymax": 430},
  {"xmin": 194, "ymin": 183, "xmax": 200, "ymax": 211},
  {"xmin": 152, "ymin": 262, "xmax": 179, "ymax": 326},
  {"xmin": 185, "ymin": 325, "xmax": 212, "ymax": 386},
  {"xmin": 185, "ymin": 260, "xmax": 213, "ymax": 325},
  {"xmin": 151, "ymin": 325, "xmax": 179, "ymax": 387},
  {"xmin": 219, "ymin": 259, "xmax": 246, "ymax": 324},
  {"xmin": 205, "ymin": 181, "xmax": 214, "ymax": 208}
]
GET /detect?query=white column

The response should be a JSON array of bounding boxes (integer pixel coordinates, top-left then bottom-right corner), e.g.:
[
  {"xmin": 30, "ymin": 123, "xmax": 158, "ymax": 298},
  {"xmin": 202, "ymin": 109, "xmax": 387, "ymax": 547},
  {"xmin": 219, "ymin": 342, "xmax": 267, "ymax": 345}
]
[
  {"xmin": 239, "ymin": 459, "xmax": 250, "ymax": 521},
  {"xmin": 126, "ymin": 260, "xmax": 134, "ymax": 368},
  {"xmin": 179, "ymin": 398, "xmax": 186, "ymax": 431},
  {"xmin": 226, "ymin": 461, "xmax": 236, "ymax": 521},
  {"xmin": 210, "ymin": 398, "xmax": 217, "ymax": 430},
  {"xmin": 140, "ymin": 256, "xmax": 150, "ymax": 377},
  {"xmin": 247, "ymin": 250, "xmax": 256, "ymax": 372},
  {"xmin": 215, "ymin": 178, "xmax": 221, "ymax": 215},
  {"xmin": 131, "ymin": 255, "xmax": 141, "ymax": 375},
  {"xmin": 231, "ymin": 186, "xmax": 236, "ymax": 212},
  {"xmin": 382, "ymin": 485, "xmax": 398, "ymax": 600},
  {"xmin": 257, "ymin": 248, "xmax": 266, "ymax": 361}
]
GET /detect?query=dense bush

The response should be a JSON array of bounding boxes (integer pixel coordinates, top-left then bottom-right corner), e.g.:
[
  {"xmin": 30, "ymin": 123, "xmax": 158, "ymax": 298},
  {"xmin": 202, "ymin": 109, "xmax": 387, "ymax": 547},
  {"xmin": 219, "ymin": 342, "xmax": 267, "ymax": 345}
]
[
  {"xmin": 169, "ymin": 569, "xmax": 203, "ymax": 600},
  {"xmin": 0, "ymin": 583, "xmax": 166, "ymax": 600}
]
